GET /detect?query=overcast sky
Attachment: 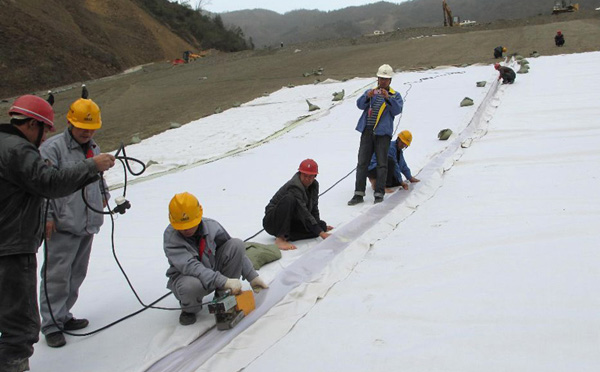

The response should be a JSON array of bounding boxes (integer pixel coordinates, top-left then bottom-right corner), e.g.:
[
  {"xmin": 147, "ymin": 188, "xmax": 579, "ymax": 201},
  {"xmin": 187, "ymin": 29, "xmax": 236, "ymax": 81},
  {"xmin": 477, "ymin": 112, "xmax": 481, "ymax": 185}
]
[{"xmin": 180, "ymin": 0, "xmax": 408, "ymax": 14}]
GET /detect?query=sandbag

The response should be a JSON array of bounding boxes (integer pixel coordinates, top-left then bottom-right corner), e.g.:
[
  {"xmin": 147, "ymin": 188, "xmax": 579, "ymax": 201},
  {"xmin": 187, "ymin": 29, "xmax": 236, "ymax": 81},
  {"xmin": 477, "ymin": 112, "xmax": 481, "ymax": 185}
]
[
  {"xmin": 438, "ymin": 128, "xmax": 453, "ymax": 141},
  {"xmin": 245, "ymin": 242, "xmax": 282, "ymax": 270},
  {"xmin": 460, "ymin": 97, "xmax": 474, "ymax": 107}
]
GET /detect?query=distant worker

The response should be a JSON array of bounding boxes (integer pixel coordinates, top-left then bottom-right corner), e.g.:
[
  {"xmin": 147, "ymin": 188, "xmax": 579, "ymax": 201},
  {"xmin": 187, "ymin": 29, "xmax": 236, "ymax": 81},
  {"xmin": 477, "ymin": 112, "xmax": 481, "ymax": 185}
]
[
  {"xmin": 183, "ymin": 50, "xmax": 190, "ymax": 63},
  {"xmin": 555, "ymin": 30, "xmax": 565, "ymax": 47},
  {"xmin": 348, "ymin": 64, "xmax": 404, "ymax": 205},
  {"xmin": 39, "ymin": 97, "xmax": 110, "ymax": 348},
  {"xmin": 494, "ymin": 46, "xmax": 507, "ymax": 59},
  {"xmin": 367, "ymin": 130, "xmax": 420, "ymax": 193},
  {"xmin": 263, "ymin": 159, "xmax": 333, "ymax": 251},
  {"xmin": 495, "ymin": 63, "xmax": 516, "ymax": 84},
  {"xmin": 163, "ymin": 192, "xmax": 268, "ymax": 326},
  {"xmin": 0, "ymin": 95, "xmax": 115, "ymax": 372}
]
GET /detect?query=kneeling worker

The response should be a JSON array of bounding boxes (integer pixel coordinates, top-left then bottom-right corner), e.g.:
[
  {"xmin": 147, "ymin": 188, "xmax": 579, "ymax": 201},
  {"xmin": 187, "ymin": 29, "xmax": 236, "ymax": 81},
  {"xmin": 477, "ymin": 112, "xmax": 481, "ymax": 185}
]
[
  {"xmin": 494, "ymin": 63, "xmax": 516, "ymax": 84},
  {"xmin": 263, "ymin": 159, "xmax": 333, "ymax": 251},
  {"xmin": 367, "ymin": 130, "xmax": 420, "ymax": 192},
  {"xmin": 163, "ymin": 192, "xmax": 268, "ymax": 326}
]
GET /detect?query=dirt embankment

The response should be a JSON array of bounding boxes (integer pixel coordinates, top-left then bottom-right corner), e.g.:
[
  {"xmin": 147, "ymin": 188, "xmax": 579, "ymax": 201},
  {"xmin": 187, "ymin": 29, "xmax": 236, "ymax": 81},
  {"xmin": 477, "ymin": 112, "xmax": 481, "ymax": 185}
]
[{"xmin": 1, "ymin": 11, "xmax": 599, "ymax": 152}]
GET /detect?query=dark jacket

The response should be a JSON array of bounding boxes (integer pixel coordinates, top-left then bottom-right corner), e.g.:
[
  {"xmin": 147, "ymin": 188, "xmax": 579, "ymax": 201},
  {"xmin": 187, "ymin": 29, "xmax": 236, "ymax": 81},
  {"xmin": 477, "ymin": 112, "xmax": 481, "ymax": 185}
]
[
  {"xmin": 498, "ymin": 66, "xmax": 516, "ymax": 83},
  {"xmin": 264, "ymin": 172, "xmax": 324, "ymax": 234},
  {"xmin": 555, "ymin": 34, "xmax": 565, "ymax": 46},
  {"xmin": 0, "ymin": 124, "xmax": 99, "ymax": 256}
]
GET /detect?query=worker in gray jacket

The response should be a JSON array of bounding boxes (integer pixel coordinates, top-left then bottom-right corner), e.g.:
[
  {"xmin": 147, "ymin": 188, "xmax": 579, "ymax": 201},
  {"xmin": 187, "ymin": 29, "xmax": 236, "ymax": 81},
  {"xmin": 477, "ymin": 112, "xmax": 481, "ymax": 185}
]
[
  {"xmin": 163, "ymin": 192, "xmax": 268, "ymax": 326},
  {"xmin": 0, "ymin": 95, "xmax": 115, "ymax": 372},
  {"xmin": 263, "ymin": 159, "xmax": 333, "ymax": 250},
  {"xmin": 39, "ymin": 97, "xmax": 110, "ymax": 348}
]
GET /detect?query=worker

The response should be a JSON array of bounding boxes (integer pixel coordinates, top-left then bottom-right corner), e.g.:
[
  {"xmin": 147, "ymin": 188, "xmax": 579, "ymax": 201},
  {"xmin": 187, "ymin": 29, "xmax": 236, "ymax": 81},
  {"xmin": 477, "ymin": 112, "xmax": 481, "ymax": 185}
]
[
  {"xmin": 367, "ymin": 130, "xmax": 420, "ymax": 193},
  {"xmin": 494, "ymin": 63, "xmax": 516, "ymax": 84},
  {"xmin": 163, "ymin": 192, "xmax": 268, "ymax": 326},
  {"xmin": 348, "ymin": 64, "xmax": 404, "ymax": 205},
  {"xmin": 555, "ymin": 30, "xmax": 565, "ymax": 47},
  {"xmin": 494, "ymin": 46, "xmax": 507, "ymax": 59},
  {"xmin": 38, "ymin": 97, "xmax": 110, "ymax": 348},
  {"xmin": 0, "ymin": 95, "xmax": 115, "ymax": 372},
  {"xmin": 263, "ymin": 159, "xmax": 333, "ymax": 250}
]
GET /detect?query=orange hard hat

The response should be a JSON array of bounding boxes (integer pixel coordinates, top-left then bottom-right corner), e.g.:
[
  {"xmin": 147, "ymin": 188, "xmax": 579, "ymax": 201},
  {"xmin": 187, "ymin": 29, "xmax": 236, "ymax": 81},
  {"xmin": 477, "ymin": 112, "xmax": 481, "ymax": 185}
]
[{"xmin": 298, "ymin": 159, "xmax": 318, "ymax": 175}]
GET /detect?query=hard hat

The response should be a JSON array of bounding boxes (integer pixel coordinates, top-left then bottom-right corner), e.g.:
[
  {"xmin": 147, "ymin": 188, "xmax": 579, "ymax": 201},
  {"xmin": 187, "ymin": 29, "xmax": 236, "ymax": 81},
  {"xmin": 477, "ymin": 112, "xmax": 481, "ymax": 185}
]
[
  {"xmin": 67, "ymin": 98, "xmax": 102, "ymax": 130},
  {"xmin": 376, "ymin": 64, "xmax": 394, "ymax": 79},
  {"xmin": 494, "ymin": 63, "xmax": 501, "ymax": 70},
  {"xmin": 557, "ymin": 30, "xmax": 562, "ymax": 35},
  {"xmin": 8, "ymin": 95, "xmax": 55, "ymax": 131},
  {"xmin": 502, "ymin": 47, "xmax": 507, "ymax": 52},
  {"xmin": 169, "ymin": 192, "xmax": 203, "ymax": 230},
  {"xmin": 298, "ymin": 158, "xmax": 318, "ymax": 175},
  {"xmin": 398, "ymin": 130, "xmax": 412, "ymax": 147}
]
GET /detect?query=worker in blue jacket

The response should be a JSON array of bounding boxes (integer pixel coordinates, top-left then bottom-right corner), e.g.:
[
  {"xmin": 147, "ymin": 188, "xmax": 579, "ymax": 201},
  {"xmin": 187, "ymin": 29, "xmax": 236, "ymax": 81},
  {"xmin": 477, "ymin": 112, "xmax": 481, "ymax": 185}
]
[
  {"xmin": 348, "ymin": 64, "xmax": 404, "ymax": 206},
  {"xmin": 367, "ymin": 130, "xmax": 420, "ymax": 192}
]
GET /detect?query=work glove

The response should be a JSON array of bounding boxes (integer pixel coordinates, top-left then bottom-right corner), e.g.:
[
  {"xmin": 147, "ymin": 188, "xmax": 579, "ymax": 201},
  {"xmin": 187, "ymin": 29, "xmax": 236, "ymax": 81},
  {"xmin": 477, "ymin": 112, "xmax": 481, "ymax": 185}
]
[
  {"xmin": 222, "ymin": 278, "xmax": 242, "ymax": 295},
  {"xmin": 250, "ymin": 276, "xmax": 269, "ymax": 293}
]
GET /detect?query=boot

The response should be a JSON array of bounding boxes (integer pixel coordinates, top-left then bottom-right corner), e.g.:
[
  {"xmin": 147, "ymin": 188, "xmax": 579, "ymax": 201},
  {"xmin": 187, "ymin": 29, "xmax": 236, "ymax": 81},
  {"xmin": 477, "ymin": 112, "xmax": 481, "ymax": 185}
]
[
  {"xmin": 347, "ymin": 195, "xmax": 364, "ymax": 206},
  {"xmin": 45, "ymin": 332, "xmax": 66, "ymax": 348},
  {"xmin": 179, "ymin": 311, "xmax": 196, "ymax": 326},
  {"xmin": 64, "ymin": 317, "xmax": 89, "ymax": 330},
  {"xmin": 374, "ymin": 195, "xmax": 384, "ymax": 204}
]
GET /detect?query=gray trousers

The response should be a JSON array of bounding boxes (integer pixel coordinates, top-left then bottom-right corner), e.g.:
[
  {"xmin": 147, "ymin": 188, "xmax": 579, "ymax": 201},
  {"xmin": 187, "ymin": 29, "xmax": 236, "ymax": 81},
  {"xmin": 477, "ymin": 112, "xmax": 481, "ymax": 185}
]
[
  {"xmin": 0, "ymin": 254, "xmax": 39, "ymax": 369},
  {"xmin": 171, "ymin": 239, "xmax": 247, "ymax": 313},
  {"xmin": 354, "ymin": 130, "xmax": 391, "ymax": 197},
  {"xmin": 39, "ymin": 231, "xmax": 93, "ymax": 335}
]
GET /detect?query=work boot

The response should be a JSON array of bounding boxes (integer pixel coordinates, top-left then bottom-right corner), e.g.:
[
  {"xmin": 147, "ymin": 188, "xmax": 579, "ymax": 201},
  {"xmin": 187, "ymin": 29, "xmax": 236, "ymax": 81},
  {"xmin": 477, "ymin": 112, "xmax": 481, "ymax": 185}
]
[
  {"xmin": 374, "ymin": 196, "xmax": 384, "ymax": 204},
  {"xmin": 0, "ymin": 357, "xmax": 30, "ymax": 372},
  {"xmin": 347, "ymin": 195, "xmax": 364, "ymax": 206},
  {"xmin": 45, "ymin": 332, "xmax": 66, "ymax": 348},
  {"xmin": 179, "ymin": 311, "xmax": 196, "ymax": 326},
  {"xmin": 64, "ymin": 317, "xmax": 89, "ymax": 330}
]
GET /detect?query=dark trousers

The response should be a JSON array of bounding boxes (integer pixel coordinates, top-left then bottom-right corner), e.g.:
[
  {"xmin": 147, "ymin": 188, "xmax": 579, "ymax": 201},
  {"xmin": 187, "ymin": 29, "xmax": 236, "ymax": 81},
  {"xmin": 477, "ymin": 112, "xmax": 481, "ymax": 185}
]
[
  {"xmin": 367, "ymin": 157, "xmax": 402, "ymax": 188},
  {"xmin": 263, "ymin": 194, "xmax": 324, "ymax": 241},
  {"xmin": 354, "ymin": 129, "xmax": 391, "ymax": 197},
  {"xmin": 0, "ymin": 254, "xmax": 40, "ymax": 367}
]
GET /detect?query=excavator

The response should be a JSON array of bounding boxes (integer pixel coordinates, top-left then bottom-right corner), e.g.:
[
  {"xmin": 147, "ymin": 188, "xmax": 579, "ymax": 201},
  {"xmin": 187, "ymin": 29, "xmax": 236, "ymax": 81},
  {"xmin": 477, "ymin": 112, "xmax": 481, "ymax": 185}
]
[
  {"xmin": 443, "ymin": 0, "xmax": 454, "ymax": 26},
  {"xmin": 552, "ymin": 0, "xmax": 579, "ymax": 14}
]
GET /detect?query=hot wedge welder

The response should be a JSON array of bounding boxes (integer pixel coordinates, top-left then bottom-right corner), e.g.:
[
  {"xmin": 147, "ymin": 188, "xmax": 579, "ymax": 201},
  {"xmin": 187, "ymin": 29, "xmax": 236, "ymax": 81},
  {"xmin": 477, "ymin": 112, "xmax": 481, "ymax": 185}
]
[{"xmin": 208, "ymin": 290, "xmax": 255, "ymax": 330}]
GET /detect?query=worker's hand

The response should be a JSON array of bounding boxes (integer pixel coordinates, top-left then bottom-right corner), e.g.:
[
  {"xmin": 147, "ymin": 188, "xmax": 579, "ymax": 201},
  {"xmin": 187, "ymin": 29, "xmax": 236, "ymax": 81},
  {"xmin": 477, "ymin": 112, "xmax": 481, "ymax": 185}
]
[
  {"xmin": 222, "ymin": 278, "xmax": 242, "ymax": 295},
  {"xmin": 45, "ymin": 221, "xmax": 56, "ymax": 240},
  {"xmin": 93, "ymin": 154, "xmax": 116, "ymax": 172},
  {"xmin": 409, "ymin": 177, "xmax": 420, "ymax": 183},
  {"xmin": 367, "ymin": 89, "xmax": 375, "ymax": 98},
  {"xmin": 401, "ymin": 182, "xmax": 409, "ymax": 190},
  {"xmin": 250, "ymin": 277, "xmax": 269, "ymax": 293},
  {"xmin": 326, "ymin": 225, "xmax": 334, "ymax": 231},
  {"xmin": 380, "ymin": 89, "xmax": 389, "ymax": 99},
  {"xmin": 319, "ymin": 231, "xmax": 331, "ymax": 239}
]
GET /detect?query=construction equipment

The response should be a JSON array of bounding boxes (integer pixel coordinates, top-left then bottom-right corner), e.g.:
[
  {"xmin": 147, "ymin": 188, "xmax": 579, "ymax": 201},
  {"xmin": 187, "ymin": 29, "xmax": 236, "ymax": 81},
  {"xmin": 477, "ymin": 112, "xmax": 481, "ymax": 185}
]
[
  {"xmin": 443, "ymin": 0, "xmax": 454, "ymax": 26},
  {"xmin": 552, "ymin": 1, "xmax": 579, "ymax": 14},
  {"xmin": 208, "ymin": 290, "xmax": 255, "ymax": 330}
]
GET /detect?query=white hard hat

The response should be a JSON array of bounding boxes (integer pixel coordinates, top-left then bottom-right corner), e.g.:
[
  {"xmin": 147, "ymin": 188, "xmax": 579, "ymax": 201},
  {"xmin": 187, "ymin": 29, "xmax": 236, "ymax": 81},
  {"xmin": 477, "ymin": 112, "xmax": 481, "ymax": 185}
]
[{"xmin": 376, "ymin": 64, "xmax": 394, "ymax": 78}]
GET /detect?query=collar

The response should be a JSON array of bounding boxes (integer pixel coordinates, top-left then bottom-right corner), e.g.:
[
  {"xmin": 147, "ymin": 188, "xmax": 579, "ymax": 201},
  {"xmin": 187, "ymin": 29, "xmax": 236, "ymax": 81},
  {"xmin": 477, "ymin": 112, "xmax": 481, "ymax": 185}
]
[{"xmin": 0, "ymin": 123, "xmax": 29, "ymax": 141}]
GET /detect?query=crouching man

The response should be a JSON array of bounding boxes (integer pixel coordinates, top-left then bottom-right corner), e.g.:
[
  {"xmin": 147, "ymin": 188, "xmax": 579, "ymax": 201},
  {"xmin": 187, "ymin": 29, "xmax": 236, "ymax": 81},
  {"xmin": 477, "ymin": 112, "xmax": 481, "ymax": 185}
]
[{"xmin": 163, "ymin": 192, "xmax": 268, "ymax": 326}]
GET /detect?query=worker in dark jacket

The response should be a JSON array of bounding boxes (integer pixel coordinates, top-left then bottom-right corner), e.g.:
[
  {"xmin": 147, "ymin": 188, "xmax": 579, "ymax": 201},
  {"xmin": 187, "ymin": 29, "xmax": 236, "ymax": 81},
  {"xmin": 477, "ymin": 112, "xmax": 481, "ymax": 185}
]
[
  {"xmin": 494, "ymin": 46, "xmax": 507, "ymax": 59},
  {"xmin": 367, "ymin": 130, "xmax": 420, "ymax": 192},
  {"xmin": 263, "ymin": 159, "xmax": 333, "ymax": 250},
  {"xmin": 555, "ymin": 30, "xmax": 565, "ymax": 47},
  {"xmin": 0, "ymin": 95, "xmax": 115, "ymax": 372},
  {"xmin": 495, "ymin": 63, "xmax": 516, "ymax": 84}
]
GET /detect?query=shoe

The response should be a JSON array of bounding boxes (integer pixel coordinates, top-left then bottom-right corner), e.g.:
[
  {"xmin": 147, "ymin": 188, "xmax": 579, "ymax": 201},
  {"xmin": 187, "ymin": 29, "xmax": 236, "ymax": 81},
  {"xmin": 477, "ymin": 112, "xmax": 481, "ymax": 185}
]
[
  {"xmin": 1, "ymin": 357, "xmax": 29, "ymax": 372},
  {"xmin": 374, "ymin": 196, "xmax": 384, "ymax": 204},
  {"xmin": 63, "ymin": 317, "xmax": 89, "ymax": 331},
  {"xmin": 347, "ymin": 195, "xmax": 364, "ymax": 206},
  {"xmin": 179, "ymin": 311, "xmax": 196, "ymax": 326},
  {"xmin": 45, "ymin": 332, "xmax": 66, "ymax": 348}
]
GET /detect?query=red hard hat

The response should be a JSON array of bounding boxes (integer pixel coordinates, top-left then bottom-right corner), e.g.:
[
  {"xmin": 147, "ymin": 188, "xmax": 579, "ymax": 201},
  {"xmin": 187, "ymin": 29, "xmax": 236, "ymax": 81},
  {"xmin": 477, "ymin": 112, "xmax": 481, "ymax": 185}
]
[
  {"xmin": 557, "ymin": 30, "xmax": 562, "ymax": 35},
  {"xmin": 8, "ymin": 95, "xmax": 55, "ymax": 131},
  {"xmin": 298, "ymin": 159, "xmax": 318, "ymax": 175},
  {"xmin": 494, "ymin": 63, "xmax": 501, "ymax": 70}
]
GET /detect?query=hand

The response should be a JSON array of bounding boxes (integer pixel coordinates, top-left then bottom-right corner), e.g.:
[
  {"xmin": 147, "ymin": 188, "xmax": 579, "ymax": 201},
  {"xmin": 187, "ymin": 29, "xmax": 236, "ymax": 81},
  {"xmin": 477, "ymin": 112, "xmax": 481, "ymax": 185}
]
[
  {"xmin": 410, "ymin": 177, "xmax": 420, "ymax": 183},
  {"xmin": 222, "ymin": 278, "xmax": 242, "ymax": 295},
  {"xmin": 380, "ymin": 89, "xmax": 389, "ymax": 99},
  {"xmin": 367, "ymin": 89, "xmax": 375, "ymax": 98},
  {"xmin": 45, "ymin": 221, "xmax": 56, "ymax": 240},
  {"xmin": 401, "ymin": 182, "xmax": 409, "ymax": 190},
  {"xmin": 326, "ymin": 225, "xmax": 334, "ymax": 231},
  {"xmin": 93, "ymin": 154, "xmax": 116, "ymax": 172},
  {"xmin": 319, "ymin": 231, "xmax": 331, "ymax": 239},
  {"xmin": 250, "ymin": 277, "xmax": 269, "ymax": 293}
]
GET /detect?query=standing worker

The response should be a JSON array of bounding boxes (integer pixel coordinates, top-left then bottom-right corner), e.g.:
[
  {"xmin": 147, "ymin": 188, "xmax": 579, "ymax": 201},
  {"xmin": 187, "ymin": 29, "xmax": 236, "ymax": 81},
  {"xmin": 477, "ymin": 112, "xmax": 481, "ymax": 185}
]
[
  {"xmin": 0, "ymin": 95, "xmax": 115, "ymax": 372},
  {"xmin": 367, "ymin": 130, "xmax": 420, "ymax": 193},
  {"xmin": 494, "ymin": 46, "xmax": 507, "ymax": 59},
  {"xmin": 494, "ymin": 63, "xmax": 516, "ymax": 84},
  {"xmin": 263, "ymin": 159, "xmax": 333, "ymax": 250},
  {"xmin": 163, "ymin": 192, "xmax": 268, "ymax": 326},
  {"xmin": 38, "ymin": 97, "xmax": 110, "ymax": 348},
  {"xmin": 348, "ymin": 64, "xmax": 404, "ymax": 205},
  {"xmin": 555, "ymin": 30, "xmax": 565, "ymax": 47}
]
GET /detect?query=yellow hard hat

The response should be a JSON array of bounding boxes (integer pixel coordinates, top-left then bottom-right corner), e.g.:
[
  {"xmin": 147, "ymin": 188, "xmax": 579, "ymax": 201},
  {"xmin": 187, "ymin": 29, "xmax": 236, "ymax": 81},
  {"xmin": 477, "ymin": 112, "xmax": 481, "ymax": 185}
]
[
  {"xmin": 169, "ymin": 192, "xmax": 203, "ymax": 230},
  {"xmin": 398, "ymin": 130, "xmax": 413, "ymax": 146},
  {"xmin": 502, "ymin": 47, "xmax": 507, "ymax": 52},
  {"xmin": 67, "ymin": 98, "xmax": 102, "ymax": 130}
]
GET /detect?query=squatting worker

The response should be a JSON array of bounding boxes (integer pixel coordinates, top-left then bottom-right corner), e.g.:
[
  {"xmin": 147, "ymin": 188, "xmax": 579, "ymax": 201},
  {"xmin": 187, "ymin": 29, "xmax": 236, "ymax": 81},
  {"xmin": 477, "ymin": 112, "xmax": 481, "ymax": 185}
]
[
  {"xmin": 0, "ymin": 95, "xmax": 115, "ymax": 372},
  {"xmin": 163, "ymin": 192, "xmax": 268, "ymax": 326},
  {"xmin": 263, "ymin": 159, "xmax": 333, "ymax": 251},
  {"xmin": 495, "ymin": 63, "xmax": 516, "ymax": 84},
  {"xmin": 39, "ymin": 97, "xmax": 111, "ymax": 348},
  {"xmin": 348, "ymin": 64, "xmax": 404, "ymax": 205}
]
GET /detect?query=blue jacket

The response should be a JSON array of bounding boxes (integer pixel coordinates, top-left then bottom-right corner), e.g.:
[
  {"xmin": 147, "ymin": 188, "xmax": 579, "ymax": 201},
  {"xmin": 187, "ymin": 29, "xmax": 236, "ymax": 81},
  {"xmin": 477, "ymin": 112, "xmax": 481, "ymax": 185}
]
[
  {"xmin": 355, "ymin": 87, "xmax": 403, "ymax": 136},
  {"xmin": 368, "ymin": 140, "xmax": 412, "ymax": 182}
]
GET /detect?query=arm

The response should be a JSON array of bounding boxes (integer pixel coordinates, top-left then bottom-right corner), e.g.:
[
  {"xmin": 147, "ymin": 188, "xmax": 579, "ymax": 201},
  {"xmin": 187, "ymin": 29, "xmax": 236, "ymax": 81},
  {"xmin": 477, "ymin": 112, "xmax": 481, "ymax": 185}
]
[
  {"xmin": 386, "ymin": 91, "xmax": 404, "ymax": 116},
  {"xmin": 356, "ymin": 90, "xmax": 371, "ymax": 110}
]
